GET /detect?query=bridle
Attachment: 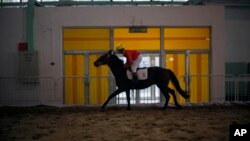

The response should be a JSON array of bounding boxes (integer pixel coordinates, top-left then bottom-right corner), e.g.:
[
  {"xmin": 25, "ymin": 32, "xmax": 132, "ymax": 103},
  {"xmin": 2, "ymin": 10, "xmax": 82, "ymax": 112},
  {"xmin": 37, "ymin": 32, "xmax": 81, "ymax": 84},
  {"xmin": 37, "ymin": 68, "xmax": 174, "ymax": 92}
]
[{"xmin": 95, "ymin": 50, "xmax": 114, "ymax": 66}]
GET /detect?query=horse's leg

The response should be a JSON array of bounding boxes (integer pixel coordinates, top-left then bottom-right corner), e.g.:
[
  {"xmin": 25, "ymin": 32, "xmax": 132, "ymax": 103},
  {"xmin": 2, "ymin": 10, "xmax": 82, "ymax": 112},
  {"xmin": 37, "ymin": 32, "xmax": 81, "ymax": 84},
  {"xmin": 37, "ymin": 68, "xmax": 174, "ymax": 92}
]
[
  {"xmin": 101, "ymin": 89, "xmax": 123, "ymax": 111},
  {"xmin": 157, "ymin": 84, "xmax": 170, "ymax": 109},
  {"xmin": 167, "ymin": 87, "xmax": 182, "ymax": 109},
  {"xmin": 125, "ymin": 90, "xmax": 131, "ymax": 110}
]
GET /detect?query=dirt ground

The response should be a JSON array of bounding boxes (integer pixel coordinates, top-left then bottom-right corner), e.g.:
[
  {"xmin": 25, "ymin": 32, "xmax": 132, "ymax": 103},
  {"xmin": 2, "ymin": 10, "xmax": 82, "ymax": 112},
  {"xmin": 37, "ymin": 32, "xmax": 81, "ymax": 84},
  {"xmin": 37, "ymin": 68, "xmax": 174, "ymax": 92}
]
[{"xmin": 0, "ymin": 104, "xmax": 249, "ymax": 141}]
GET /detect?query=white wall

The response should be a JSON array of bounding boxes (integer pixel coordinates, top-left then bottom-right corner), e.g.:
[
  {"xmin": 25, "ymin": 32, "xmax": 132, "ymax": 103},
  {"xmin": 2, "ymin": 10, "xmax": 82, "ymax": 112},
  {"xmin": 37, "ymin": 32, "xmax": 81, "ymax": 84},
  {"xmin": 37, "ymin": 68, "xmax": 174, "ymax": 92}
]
[
  {"xmin": 0, "ymin": 8, "xmax": 26, "ymax": 77},
  {"xmin": 225, "ymin": 6, "xmax": 250, "ymax": 62}
]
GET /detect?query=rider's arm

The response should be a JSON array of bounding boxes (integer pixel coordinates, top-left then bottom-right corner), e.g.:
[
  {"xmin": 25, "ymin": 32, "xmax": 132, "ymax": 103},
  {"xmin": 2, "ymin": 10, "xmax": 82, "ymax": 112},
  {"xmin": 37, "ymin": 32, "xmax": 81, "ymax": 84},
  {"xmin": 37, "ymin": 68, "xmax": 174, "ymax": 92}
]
[{"xmin": 124, "ymin": 50, "xmax": 133, "ymax": 68}]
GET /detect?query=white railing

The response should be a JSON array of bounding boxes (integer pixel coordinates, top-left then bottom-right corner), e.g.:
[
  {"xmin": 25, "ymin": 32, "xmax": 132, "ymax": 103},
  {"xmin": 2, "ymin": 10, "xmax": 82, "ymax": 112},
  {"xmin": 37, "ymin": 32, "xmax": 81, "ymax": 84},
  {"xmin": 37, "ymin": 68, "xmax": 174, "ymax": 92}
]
[
  {"xmin": 225, "ymin": 74, "xmax": 250, "ymax": 102},
  {"xmin": 0, "ymin": 77, "xmax": 61, "ymax": 106},
  {"xmin": 115, "ymin": 87, "xmax": 160, "ymax": 105},
  {"xmin": 60, "ymin": 76, "xmax": 160, "ymax": 105},
  {"xmin": 0, "ymin": 74, "xmax": 249, "ymax": 106},
  {"xmin": 61, "ymin": 76, "xmax": 116, "ymax": 105},
  {"xmin": 179, "ymin": 74, "xmax": 250, "ymax": 103}
]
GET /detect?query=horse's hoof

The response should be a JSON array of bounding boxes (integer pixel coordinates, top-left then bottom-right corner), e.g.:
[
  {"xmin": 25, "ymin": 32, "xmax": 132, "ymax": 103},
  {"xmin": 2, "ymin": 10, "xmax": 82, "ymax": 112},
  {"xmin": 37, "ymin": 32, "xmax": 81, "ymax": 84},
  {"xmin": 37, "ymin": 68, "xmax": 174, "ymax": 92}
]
[
  {"xmin": 161, "ymin": 107, "xmax": 167, "ymax": 110},
  {"xmin": 185, "ymin": 95, "xmax": 190, "ymax": 99},
  {"xmin": 100, "ymin": 107, "xmax": 105, "ymax": 112},
  {"xmin": 175, "ymin": 106, "xmax": 182, "ymax": 110}
]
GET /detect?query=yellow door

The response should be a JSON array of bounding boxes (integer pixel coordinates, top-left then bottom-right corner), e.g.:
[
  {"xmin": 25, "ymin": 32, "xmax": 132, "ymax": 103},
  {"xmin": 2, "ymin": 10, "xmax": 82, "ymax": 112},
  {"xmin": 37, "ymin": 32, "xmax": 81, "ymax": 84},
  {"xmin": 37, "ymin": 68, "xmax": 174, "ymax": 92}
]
[
  {"xmin": 89, "ymin": 54, "xmax": 109, "ymax": 105},
  {"xmin": 165, "ymin": 27, "xmax": 210, "ymax": 103},
  {"xmin": 166, "ymin": 54, "xmax": 209, "ymax": 104},
  {"xmin": 64, "ymin": 55, "xmax": 85, "ymax": 104},
  {"xmin": 63, "ymin": 28, "xmax": 110, "ymax": 105}
]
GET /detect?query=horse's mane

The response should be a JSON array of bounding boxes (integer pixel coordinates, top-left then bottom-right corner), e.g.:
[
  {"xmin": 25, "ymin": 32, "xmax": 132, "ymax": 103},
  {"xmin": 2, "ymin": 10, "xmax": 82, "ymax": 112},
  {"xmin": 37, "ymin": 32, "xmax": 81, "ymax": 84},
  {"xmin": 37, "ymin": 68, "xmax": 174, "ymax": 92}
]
[{"xmin": 110, "ymin": 54, "xmax": 125, "ymax": 68}]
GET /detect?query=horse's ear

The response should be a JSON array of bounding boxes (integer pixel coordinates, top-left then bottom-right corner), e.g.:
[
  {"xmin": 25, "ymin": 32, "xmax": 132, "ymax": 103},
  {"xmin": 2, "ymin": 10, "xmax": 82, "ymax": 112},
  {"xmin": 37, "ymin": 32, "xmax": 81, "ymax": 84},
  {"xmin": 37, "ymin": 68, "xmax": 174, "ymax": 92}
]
[{"xmin": 108, "ymin": 49, "xmax": 114, "ymax": 55}]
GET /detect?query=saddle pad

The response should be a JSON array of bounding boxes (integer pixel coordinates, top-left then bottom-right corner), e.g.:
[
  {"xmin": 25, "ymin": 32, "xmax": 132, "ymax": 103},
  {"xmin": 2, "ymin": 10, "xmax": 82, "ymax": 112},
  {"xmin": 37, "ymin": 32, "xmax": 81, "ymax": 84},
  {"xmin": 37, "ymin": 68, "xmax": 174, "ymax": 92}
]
[{"xmin": 126, "ymin": 68, "xmax": 148, "ymax": 80}]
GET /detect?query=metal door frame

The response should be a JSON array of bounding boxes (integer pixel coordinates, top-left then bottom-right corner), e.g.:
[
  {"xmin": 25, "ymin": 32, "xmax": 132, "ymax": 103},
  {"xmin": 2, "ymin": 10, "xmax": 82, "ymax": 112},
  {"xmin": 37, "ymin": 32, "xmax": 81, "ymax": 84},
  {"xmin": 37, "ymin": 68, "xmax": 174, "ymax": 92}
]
[{"xmin": 64, "ymin": 50, "xmax": 115, "ymax": 105}]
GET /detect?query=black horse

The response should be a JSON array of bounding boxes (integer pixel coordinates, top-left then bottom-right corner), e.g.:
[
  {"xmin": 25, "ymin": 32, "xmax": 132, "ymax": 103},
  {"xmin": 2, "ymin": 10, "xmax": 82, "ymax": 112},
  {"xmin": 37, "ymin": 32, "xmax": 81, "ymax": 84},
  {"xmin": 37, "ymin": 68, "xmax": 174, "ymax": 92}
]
[{"xmin": 94, "ymin": 50, "xmax": 190, "ymax": 110}]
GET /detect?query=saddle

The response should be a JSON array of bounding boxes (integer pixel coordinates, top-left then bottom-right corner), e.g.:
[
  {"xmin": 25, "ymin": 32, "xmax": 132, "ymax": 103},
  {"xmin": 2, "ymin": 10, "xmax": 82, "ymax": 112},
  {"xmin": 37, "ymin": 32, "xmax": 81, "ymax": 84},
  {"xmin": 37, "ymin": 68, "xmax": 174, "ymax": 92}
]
[{"xmin": 126, "ymin": 67, "xmax": 148, "ymax": 80}]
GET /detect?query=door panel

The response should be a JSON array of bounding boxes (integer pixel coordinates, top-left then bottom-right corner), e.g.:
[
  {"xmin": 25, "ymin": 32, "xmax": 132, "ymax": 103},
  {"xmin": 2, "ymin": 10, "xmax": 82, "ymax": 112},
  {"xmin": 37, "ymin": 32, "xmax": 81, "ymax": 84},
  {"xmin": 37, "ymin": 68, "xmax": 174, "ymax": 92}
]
[
  {"xmin": 89, "ymin": 55, "xmax": 109, "ymax": 105},
  {"xmin": 189, "ymin": 54, "xmax": 209, "ymax": 103},
  {"xmin": 166, "ymin": 54, "xmax": 186, "ymax": 104},
  {"xmin": 164, "ymin": 27, "xmax": 210, "ymax": 104},
  {"xmin": 64, "ymin": 54, "xmax": 109, "ymax": 105},
  {"xmin": 166, "ymin": 54, "xmax": 209, "ymax": 104},
  {"xmin": 64, "ymin": 55, "xmax": 85, "ymax": 104},
  {"xmin": 63, "ymin": 28, "xmax": 110, "ymax": 105}
]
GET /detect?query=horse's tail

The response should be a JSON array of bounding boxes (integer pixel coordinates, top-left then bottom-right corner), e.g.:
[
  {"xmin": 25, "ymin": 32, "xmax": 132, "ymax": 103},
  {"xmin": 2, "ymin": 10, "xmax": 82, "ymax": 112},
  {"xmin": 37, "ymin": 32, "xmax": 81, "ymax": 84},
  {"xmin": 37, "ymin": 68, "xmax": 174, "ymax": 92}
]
[{"xmin": 169, "ymin": 70, "xmax": 190, "ymax": 99}]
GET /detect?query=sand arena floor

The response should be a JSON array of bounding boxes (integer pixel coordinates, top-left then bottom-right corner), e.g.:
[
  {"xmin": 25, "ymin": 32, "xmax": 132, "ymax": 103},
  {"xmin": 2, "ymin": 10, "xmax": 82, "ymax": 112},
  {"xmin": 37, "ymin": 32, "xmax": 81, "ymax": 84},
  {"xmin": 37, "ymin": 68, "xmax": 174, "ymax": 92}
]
[{"xmin": 0, "ymin": 104, "xmax": 250, "ymax": 141}]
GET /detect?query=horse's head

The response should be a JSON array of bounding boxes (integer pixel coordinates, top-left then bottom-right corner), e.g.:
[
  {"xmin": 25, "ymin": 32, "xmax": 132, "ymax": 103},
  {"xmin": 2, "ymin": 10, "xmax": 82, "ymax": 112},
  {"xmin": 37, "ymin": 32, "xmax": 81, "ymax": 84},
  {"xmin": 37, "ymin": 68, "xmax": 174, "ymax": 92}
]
[{"xmin": 94, "ymin": 50, "xmax": 115, "ymax": 67}]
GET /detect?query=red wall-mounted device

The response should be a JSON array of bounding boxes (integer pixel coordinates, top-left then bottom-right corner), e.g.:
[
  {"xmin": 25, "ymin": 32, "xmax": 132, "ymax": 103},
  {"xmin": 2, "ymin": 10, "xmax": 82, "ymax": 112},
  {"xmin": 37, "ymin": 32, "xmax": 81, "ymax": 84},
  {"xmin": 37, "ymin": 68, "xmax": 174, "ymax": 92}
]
[{"xmin": 18, "ymin": 42, "xmax": 28, "ymax": 51}]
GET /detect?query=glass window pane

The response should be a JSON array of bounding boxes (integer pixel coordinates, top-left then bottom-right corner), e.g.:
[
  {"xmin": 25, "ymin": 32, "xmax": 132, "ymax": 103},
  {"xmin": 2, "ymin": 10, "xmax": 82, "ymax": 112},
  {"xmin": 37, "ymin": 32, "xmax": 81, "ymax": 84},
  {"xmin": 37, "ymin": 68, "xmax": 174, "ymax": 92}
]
[
  {"xmin": 152, "ymin": 0, "xmax": 171, "ymax": 1},
  {"xmin": 113, "ymin": 0, "xmax": 131, "ymax": 1},
  {"xmin": 42, "ymin": 0, "xmax": 59, "ymax": 2},
  {"xmin": 3, "ymin": 0, "xmax": 20, "ymax": 2},
  {"xmin": 93, "ymin": 0, "xmax": 110, "ymax": 1},
  {"xmin": 71, "ymin": 0, "xmax": 91, "ymax": 1},
  {"xmin": 133, "ymin": 0, "xmax": 150, "ymax": 1},
  {"xmin": 153, "ymin": 0, "xmax": 188, "ymax": 1},
  {"xmin": 174, "ymin": 0, "xmax": 188, "ymax": 1}
]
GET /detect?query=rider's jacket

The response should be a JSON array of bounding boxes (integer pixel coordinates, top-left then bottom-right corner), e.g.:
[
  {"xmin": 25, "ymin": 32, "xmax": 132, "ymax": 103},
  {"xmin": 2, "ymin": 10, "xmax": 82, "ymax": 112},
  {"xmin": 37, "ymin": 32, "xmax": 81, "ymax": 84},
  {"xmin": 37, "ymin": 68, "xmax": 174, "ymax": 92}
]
[{"xmin": 123, "ymin": 50, "xmax": 140, "ymax": 68}]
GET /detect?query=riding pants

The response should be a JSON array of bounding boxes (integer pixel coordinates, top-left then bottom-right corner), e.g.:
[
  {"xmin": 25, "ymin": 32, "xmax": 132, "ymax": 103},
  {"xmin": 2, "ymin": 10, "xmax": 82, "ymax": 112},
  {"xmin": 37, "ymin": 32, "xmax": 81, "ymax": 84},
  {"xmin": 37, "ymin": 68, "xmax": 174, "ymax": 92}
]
[{"xmin": 131, "ymin": 54, "xmax": 142, "ymax": 73}]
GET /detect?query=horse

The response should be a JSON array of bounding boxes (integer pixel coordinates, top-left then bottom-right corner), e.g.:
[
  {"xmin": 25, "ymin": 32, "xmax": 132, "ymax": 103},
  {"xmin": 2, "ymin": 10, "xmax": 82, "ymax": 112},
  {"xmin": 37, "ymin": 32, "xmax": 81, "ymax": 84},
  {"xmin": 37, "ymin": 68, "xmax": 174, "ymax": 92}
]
[{"xmin": 94, "ymin": 50, "xmax": 190, "ymax": 110}]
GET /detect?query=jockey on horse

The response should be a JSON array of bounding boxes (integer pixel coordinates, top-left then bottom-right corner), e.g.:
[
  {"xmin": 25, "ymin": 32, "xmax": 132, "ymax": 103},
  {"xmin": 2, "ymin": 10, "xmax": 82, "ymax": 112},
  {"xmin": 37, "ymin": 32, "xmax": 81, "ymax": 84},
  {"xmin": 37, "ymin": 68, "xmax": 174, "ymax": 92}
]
[
  {"xmin": 94, "ymin": 50, "xmax": 190, "ymax": 110},
  {"xmin": 116, "ymin": 43, "xmax": 142, "ymax": 83}
]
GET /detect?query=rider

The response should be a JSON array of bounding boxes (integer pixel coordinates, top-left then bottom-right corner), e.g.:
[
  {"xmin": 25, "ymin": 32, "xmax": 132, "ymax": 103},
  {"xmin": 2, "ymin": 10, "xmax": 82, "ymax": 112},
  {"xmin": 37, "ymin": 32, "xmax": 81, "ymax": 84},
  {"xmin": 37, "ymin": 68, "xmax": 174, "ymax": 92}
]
[{"xmin": 116, "ymin": 43, "xmax": 142, "ymax": 82}]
